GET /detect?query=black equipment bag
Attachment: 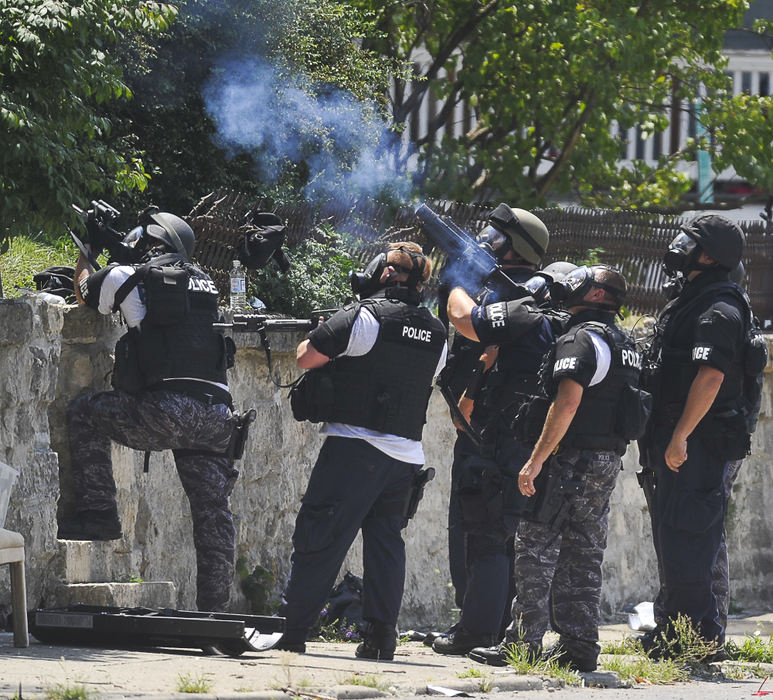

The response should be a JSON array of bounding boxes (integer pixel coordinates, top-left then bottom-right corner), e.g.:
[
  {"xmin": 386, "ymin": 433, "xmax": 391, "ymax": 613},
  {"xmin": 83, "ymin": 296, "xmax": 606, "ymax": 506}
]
[
  {"xmin": 237, "ymin": 211, "xmax": 291, "ymax": 272},
  {"xmin": 33, "ymin": 265, "xmax": 77, "ymax": 302}
]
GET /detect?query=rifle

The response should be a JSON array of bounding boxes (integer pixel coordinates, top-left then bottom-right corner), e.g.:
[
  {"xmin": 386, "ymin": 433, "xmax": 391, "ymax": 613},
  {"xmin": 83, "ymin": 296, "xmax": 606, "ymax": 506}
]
[
  {"xmin": 415, "ymin": 203, "xmax": 522, "ymax": 296},
  {"xmin": 69, "ymin": 200, "xmax": 138, "ymax": 268},
  {"xmin": 214, "ymin": 311, "xmax": 336, "ymax": 386}
]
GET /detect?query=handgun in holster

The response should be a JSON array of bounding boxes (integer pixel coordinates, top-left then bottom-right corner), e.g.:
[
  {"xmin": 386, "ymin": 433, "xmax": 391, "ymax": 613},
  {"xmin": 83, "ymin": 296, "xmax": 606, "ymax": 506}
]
[
  {"xmin": 403, "ymin": 467, "xmax": 436, "ymax": 520},
  {"xmin": 522, "ymin": 455, "xmax": 584, "ymax": 531},
  {"xmin": 227, "ymin": 409, "xmax": 257, "ymax": 461},
  {"xmin": 636, "ymin": 468, "xmax": 657, "ymax": 513}
]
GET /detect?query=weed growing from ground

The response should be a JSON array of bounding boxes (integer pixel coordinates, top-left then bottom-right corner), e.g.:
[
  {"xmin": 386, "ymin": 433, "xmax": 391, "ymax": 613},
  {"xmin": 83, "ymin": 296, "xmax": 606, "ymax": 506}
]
[
  {"xmin": 44, "ymin": 683, "xmax": 90, "ymax": 700},
  {"xmin": 338, "ymin": 675, "xmax": 388, "ymax": 690},
  {"xmin": 502, "ymin": 643, "xmax": 582, "ymax": 686},
  {"xmin": 176, "ymin": 673, "xmax": 213, "ymax": 693},
  {"xmin": 727, "ymin": 633, "xmax": 773, "ymax": 663},
  {"xmin": 456, "ymin": 667, "xmax": 486, "ymax": 679},
  {"xmin": 601, "ymin": 654, "xmax": 689, "ymax": 684}
]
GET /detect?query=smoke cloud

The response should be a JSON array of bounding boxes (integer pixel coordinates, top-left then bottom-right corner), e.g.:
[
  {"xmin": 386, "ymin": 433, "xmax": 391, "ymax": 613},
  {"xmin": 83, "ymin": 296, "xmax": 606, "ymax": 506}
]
[{"xmin": 202, "ymin": 55, "xmax": 416, "ymax": 204}]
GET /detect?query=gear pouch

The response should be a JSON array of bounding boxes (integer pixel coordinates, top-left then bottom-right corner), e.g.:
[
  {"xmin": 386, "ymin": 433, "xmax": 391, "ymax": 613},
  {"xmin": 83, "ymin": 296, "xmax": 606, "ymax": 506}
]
[
  {"xmin": 615, "ymin": 383, "xmax": 653, "ymax": 440},
  {"xmin": 289, "ymin": 366, "xmax": 335, "ymax": 422},
  {"xmin": 143, "ymin": 265, "xmax": 190, "ymax": 326}
]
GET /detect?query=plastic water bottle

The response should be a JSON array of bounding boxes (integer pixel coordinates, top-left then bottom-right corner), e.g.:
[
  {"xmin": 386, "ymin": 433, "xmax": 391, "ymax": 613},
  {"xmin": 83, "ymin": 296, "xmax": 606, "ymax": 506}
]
[{"xmin": 230, "ymin": 260, "xmax": 247, "ymax": 311}]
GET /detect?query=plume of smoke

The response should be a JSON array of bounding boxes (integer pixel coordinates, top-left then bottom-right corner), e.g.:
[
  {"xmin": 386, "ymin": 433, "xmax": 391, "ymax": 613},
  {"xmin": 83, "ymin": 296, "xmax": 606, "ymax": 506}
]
[{"xmin": 203, "ymin": 55, "xmax": 416, "ymax": 204}]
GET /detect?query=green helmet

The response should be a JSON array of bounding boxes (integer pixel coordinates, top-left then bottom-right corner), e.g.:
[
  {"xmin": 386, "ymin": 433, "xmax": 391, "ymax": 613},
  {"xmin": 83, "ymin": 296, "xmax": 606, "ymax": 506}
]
[{"xmin": 488, "ymin": 203, "xmax": 549, "ymax": 266}]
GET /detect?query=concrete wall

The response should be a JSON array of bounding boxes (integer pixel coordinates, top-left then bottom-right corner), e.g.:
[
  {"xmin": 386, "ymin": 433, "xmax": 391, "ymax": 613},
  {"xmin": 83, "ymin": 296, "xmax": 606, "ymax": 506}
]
[{"xmin": 1, "ymin": 296, "xmax": 771, "ymax": 629}]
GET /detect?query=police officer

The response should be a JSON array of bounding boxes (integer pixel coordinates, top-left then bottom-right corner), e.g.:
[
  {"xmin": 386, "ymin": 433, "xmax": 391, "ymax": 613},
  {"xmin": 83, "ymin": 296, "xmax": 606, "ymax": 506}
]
[
  {"xmin": 276, "ymin": 242, "xmax": 447, "ymax": 659},
  {"xmin": 58, "ymin": 208, "xmax": 239, "ymax": 613},
  {"xmin": 471, "ymin": 265, "xmax": 641, "ymax": 671},
  {"xmin": 431, "ymin": 206, "xmax": 554, "ymax": 656},
  {"xmin": 638, "ymin": 215, "xmax": 754, "ymax": 656}
]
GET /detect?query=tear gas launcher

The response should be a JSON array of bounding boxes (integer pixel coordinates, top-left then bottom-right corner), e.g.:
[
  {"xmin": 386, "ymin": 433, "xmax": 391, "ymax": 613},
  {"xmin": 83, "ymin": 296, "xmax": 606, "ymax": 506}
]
[{"xmin": 414, "ymin": 203, "xmax": 522, "ymax": 296}]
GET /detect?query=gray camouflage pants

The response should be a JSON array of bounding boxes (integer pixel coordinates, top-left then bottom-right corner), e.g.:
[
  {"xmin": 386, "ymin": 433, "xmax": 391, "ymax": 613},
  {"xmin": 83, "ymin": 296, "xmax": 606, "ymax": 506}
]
[
  {"xmin": 67, "ymin": 389, "xmax": 238, "ymax": 611},
  {"xmin": 511, "ymin": 449, "xmax": 621, "ymax": 662}
]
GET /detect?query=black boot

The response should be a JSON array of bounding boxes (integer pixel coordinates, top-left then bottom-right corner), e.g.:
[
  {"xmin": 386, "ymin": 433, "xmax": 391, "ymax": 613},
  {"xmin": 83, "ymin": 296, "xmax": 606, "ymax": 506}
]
[
  {"xmin": 432, "ymin": 627, "xmax": 495, "ymax": 656},
  {"xmin": 423, "ymin": 621, "xmax": 460, "ymax": 647},
  {"xmin": 545, "ymin": 643, "xmax": 598, "ymax": 672},
  {"xmin": 273, "ymin": 638, "xmax": 307, "ymax": 653},
  {"xmin": 355, "ymin": 621, "xmax": 397, "ymax": 661},
  {"xmin": 58, "ymin": 508, "xmax": 122, "ymax": 541},
  {"xmin": 468, "ymin": 639, "xmax": 541, "ymax": 667}
]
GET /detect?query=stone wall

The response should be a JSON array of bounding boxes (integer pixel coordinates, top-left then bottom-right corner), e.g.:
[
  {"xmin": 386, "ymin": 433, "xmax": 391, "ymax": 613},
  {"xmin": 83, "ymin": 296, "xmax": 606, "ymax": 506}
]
[{"xmin": 1, "ymin": 296, "xmax": 772, "ymax": 629}]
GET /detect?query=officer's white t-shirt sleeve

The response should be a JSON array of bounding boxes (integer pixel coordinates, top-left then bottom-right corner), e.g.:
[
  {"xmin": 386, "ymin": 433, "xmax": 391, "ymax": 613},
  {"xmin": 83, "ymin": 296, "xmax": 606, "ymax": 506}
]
[
  {"xmin": 434, "ymin": 341, "xmax": 448, "ymax": 378},
  {"xmin": 340, "ymin": 308, "xmax": 380, "ymax": 357},
  {"xmin": 98, "ymin": 266, "xmax": 146, "ymax": 328},
  {"xmin": 587, "ymin": 331, "xmax": 612, "ymax": 386}
]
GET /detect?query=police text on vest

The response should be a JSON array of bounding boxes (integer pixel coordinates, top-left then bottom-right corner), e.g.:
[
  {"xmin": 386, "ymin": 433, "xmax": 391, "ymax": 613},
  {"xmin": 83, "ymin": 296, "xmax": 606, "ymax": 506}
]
[
  {"xmin": 692, "ymin": 346, "xmax": 712, "ymax": 361},
  {"xmin": 621, "ymin": 349, "xmax": 642, "ymax": 369},
  {"xmin": 554, "ymin": 357, "xmax": 577, "ymax": 371},
  {"xmin": 402, "ymin": 326, "xmax": 432, "ymax": 342}
]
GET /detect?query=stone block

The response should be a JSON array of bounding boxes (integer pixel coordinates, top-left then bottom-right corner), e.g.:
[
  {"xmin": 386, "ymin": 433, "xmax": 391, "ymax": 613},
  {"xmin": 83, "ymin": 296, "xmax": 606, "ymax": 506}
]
[
  {"xmin": 0, "ymin": 301, "xmax": 33, "ymax": 346},
  {"xmin": 51, "ymin": 581, "xmax": 177, "ymax": 608}
]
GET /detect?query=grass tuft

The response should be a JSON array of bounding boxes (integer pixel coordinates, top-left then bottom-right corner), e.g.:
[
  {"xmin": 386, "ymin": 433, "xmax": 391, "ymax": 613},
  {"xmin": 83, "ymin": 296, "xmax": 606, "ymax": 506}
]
[
  {"xmin": 44, "ymin": 683, "xmax": 90, "ymax": 700},
  {"xmin": 176, "ymin": 673, "xmax": 213, "ymax": 693},
  {"xmin": 601, "ymin": 654, "xmax": 689, "ymax": 684},
  {"xmin": 727, "ymin": 633, "xmax": 773, "ymax": 663},
  {"xmin": 502, "ymin": 643, "xmax": 582, "ymax": 686},
  {"xmin": 338, "ymin": 674, "xmax": 388, "ymax": 690}
]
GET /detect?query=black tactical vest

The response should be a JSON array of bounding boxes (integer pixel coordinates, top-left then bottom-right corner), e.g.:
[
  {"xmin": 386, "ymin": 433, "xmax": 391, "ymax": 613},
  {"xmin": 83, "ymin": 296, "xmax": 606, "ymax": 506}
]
[
  {"xmin": 112, "ymin": 254, "xmax": 230, "ymax": 394},
  {"xmin": 543, "ymin": 319, "xmax": 642, "ymax": 454},
  {"xmin": 308, "ymin": 297, "xmax": 446, "ymax": 440}
]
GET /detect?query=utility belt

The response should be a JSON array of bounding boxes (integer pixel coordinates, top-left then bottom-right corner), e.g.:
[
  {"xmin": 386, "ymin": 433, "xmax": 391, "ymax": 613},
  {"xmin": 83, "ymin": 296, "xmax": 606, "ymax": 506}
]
[
  {"xmin": 156, "ymin": 379, "xmax": 234, "ymax": 410},
  {"xmin": 367, "ymin": 467, "xmax": 435, "ymax": 524},
  {"xmin": 143, "ymin": 407, "xmax": 256, "ymax": 472},
  {"xmin": 520, "ymin": 450, "xmax": 587, "ymax": 531}
]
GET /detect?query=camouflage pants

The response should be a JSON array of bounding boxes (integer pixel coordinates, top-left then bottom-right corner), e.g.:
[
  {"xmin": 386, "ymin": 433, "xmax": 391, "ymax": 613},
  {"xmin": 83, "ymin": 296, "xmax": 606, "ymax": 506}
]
[
  {"xmin": 511, "ymin": 450, "xmax": 621, "ymax": 661},
  {"xmin": 66, "ymin": 389, "xmax": 238, "ymax": 611}
]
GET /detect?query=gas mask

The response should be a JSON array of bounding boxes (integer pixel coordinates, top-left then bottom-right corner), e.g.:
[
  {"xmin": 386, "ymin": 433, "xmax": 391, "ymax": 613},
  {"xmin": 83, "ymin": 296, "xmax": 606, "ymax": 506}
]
[
  {"xmin": 550, "ymin": 265, "xmax": 624, "ymax": 310},
  {"xmin": 663, "ymin": 231, "xmax": 702, "ymax": 276},
  {"xmin": 476, "ymin": 224, "xmax": 513, "ymax": 263},
  {"xmin": 349, "ymin": 248, "xmax": 425, "ymax": 300}
]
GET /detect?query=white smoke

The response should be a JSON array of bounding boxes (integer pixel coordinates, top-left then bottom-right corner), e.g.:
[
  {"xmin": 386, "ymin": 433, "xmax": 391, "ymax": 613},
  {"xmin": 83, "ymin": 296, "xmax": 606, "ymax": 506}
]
[{"xmin": 203, "ymin": 55, "xmax": 415, "ymax": 203}]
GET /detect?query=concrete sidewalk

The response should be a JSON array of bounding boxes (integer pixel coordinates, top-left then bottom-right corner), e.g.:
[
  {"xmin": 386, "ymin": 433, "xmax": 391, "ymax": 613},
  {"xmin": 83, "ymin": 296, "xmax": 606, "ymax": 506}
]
[{"xmin": 1, "ymin": 613, "xmax": 771, "ymax": 699}]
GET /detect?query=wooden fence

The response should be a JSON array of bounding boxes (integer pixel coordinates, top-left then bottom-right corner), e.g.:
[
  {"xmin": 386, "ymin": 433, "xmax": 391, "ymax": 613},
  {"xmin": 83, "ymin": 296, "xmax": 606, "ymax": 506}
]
[{"xmin": 189, "ymin": 191, "xmax": 773, "ymax": 323}]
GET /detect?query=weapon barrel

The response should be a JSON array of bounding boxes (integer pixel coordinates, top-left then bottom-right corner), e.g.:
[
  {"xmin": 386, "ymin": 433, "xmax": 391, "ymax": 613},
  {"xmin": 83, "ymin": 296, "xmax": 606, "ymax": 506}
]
[{"xmin": 415, "ymin": 203, "xmax": 496, "ymax": 281}]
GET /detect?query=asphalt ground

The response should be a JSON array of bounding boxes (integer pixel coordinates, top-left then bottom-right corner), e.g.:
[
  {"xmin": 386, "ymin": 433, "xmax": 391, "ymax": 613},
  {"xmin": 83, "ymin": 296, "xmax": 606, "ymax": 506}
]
[{"xmin": 1, "ymin": 614, "xmax": 772, "ymax": 700}]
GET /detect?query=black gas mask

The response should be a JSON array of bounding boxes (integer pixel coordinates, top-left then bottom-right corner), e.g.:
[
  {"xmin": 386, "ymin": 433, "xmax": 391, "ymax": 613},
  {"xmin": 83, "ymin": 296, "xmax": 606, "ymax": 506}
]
[
  {"xmin": 518, "ymin": 274, "xmax": 551, "ymax": 307},
  {"xmin": 117, "ymin": 226, "xmax": 154, "ymax": 264},
  {"xmin": 349, "ymin": 247, "xmax": 426, "ymax": 300},
  {"xmin": 663, "ymin": 231, "xmax": 703, "ymax": 276},
  {"xmin": 476, "ymin": 224, "xmax": 513, "ymax": 263},
  {"xmin": 550, "ymin": 265, "xmax": 624, "ymax": 310}
]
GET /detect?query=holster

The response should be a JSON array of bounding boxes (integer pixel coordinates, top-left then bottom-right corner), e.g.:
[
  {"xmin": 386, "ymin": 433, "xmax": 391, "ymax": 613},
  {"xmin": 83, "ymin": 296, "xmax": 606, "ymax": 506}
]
[
  {"xmin": 521, "ymin": 454, "xmax": 584, "ymax": 531},
  {"xmin": 403, "ymin": 467, "xmax": 435, "ymax": 520},
  {"xmin": 227, "ymin": 408, "xmax": 257, "ymax": 460},
  {"xmin": 636, "ymin": 468, "xmax": 657, "ymax": 513}
]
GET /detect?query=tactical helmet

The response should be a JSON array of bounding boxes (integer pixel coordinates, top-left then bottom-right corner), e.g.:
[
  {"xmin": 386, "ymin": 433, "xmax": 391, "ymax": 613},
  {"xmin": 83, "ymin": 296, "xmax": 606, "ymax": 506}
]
[
  {"xmin": 674, "ymin": 214, "xmax": 744, "ymax": 272},
  {"xmin": 538, "ymin": 261, "xmax": 578, "ymax": 285},
  {"xmin": 485, "ymin": 203, "xmax": 549, "ymax": 266},
  {"xmin": 551, "ymin": 264, "xmax": 626, "ymax": 311},
  {"xmin": 137, "ymin": 208, "xmax": 196, "ymax": 260}
]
